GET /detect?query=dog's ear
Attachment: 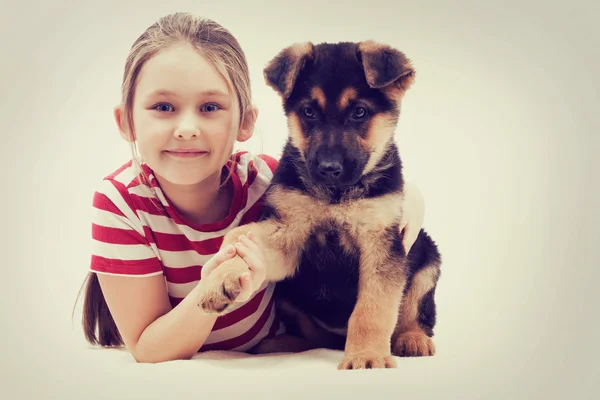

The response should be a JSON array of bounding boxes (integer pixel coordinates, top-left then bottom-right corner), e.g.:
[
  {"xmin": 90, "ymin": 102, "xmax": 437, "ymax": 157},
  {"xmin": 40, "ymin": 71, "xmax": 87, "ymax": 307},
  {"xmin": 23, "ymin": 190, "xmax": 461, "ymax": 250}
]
[
  {"xmin": 264, "ymin": 42, "xmax": 314, "ymax": 99},
  {"xmin": 357, "ymin": 41, "xmax": 415, "ymax": 91}
]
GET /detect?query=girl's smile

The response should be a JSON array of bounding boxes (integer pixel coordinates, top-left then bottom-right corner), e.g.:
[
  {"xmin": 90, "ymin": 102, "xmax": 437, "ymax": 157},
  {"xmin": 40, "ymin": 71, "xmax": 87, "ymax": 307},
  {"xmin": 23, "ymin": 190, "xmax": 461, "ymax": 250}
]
[{"xmin": 163, "ymin": 148, "xmax": 209, "ymax": 158}]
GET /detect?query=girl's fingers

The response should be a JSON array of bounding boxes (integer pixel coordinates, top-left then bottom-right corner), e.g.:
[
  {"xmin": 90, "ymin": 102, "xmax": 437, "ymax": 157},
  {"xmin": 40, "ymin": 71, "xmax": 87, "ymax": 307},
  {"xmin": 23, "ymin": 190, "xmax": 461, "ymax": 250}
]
[
  {"xmin": 202, "ymin": 244, "xmax": 236, "ymax": 277},
  {"xmin": 234, "ymin": 242, "xmax": 265, "ymax": 291},
  {"xmin": 246, "ymin": 231, "xmax": 260, "ymax": 246},
  {"xmin": 239, "ymin": 234, "xmax": 266, "ymax": 266},
  {"xmin": 237, "ymin": 272, "xmax": 253, "ymax": 302},
  {"xmin": 234, "ymin": 242, "xmax": 259, "ymax": 270},
  {"xmin": 238, "ymin": 234, "xmax": 260, "ymax": 253}
]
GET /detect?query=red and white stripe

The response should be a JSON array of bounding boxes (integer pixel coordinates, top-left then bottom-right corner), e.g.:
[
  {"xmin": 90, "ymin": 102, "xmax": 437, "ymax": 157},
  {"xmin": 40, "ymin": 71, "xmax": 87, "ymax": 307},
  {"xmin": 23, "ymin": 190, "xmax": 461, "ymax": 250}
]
[{"xmin": 89, "ymin": 152, "xmax": 284, "ymax": 351}]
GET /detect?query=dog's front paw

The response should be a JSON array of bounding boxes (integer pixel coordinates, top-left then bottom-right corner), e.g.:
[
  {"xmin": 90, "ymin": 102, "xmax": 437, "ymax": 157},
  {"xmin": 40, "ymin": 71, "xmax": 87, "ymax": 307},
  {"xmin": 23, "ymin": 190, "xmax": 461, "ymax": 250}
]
[
  {"xmin": 198, "ymin": 272, "xmax": 242, "ymax": 314},
  {"xmin": 198, "ymin": 258, "xmax": 247, "ymax": 315},
  {"xmin": 392, "ymin": 330, "xmax": 436, "ymax": 357},
  {"xmin": 337, "ymin": 351, "xmax": 396, "ymax": 370}
]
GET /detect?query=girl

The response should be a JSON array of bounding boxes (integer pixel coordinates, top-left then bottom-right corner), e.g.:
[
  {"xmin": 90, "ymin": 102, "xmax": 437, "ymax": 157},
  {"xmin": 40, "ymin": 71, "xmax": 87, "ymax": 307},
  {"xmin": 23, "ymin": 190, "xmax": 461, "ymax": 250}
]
[{"xmin": 78, "ymin": 12, "xmax": 426, "ymax": 363}]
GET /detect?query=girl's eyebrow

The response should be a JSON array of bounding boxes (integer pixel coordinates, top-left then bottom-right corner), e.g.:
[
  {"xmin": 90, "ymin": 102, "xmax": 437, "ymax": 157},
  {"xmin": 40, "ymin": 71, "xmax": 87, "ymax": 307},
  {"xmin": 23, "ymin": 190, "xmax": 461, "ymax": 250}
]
[{"xmin": 149, "ymin": 89, "xmax": 229, "ymax": 97}]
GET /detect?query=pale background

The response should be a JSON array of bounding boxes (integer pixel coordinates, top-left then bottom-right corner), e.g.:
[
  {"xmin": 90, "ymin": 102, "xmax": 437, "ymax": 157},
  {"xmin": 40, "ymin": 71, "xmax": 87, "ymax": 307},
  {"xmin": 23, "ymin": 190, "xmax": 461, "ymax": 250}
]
[{"xmin": 2, "ymin": 0, "xmax": 599, "ymax": 398}]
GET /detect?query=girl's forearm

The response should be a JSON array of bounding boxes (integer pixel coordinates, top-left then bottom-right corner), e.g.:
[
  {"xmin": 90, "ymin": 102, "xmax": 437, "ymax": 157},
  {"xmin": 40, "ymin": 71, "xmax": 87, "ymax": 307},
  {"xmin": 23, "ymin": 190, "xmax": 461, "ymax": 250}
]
[{"xmin": 133, "ymin": 283, "xmax": 217, "ymax": 363}]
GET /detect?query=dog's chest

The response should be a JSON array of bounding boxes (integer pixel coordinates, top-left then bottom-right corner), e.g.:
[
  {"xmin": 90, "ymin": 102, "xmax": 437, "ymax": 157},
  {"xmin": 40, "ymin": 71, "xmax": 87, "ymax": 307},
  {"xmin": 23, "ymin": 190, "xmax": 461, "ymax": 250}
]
[
  {"xmin": 278, "ymin": 224, "xmax": 361, "ymax": 330},
  {"xmin": 269, "ymin": 188, "xmax": 404, "ymax": 331},
  {"xmin": 276, "ymin": 190, "xmax": 404, "ymax": 237}
]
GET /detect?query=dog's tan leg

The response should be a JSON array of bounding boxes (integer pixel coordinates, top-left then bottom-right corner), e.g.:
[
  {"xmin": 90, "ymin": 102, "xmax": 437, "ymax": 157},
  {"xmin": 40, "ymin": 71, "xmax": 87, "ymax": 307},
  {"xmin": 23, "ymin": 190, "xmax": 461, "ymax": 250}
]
[
  {"xmin": 199, "ymin": 219, "xmax": 309, "ymax": 314},
  {"xmin": 392, "ymin": 262, "xmax": 439, "ymax": 357},
  {"xmin": 338, "ymin": 251, "xmax": 407, "ymax": 370}
]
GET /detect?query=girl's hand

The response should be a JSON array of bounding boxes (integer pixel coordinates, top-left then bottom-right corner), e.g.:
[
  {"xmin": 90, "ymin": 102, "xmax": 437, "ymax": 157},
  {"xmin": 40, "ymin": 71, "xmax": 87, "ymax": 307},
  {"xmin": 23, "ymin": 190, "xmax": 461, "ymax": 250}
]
[
  {"xmin": 232, "ymin": 231, "xmax": 267, "ymax": 300},
  {"xmin": 400, "ymin": 181, "xmax": 425, "ymax": 254},
  {"xmin": 199, "ymin": 231, "xmax": 267, "ymax": 304},
  {"xmin": 200, "ymin": 243, "xmax": 238, "ymax": 281}
]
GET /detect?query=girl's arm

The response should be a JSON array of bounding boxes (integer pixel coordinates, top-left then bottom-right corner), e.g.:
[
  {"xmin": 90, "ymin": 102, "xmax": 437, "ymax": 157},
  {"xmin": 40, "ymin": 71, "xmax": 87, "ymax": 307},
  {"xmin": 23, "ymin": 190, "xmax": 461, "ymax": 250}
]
[
  {"xmin": 97, "ymin": 245, "xmax": 235, "ymax": 363},
  {"xmin": 98, "ymin": 274, "xmax": 214, "ymax": 363},
  {"xmin": 88, "ymin": 184, "xmax": 268, "ymax": 362}
]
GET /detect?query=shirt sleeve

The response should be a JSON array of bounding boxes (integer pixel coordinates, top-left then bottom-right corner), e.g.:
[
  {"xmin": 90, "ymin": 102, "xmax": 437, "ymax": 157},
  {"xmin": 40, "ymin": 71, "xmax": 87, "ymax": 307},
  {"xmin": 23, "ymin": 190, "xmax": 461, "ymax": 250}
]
[
  {"xmin": 257, "ymin": 154, "xmax": 279, "ymax": 174},
  {"xmin": 89, "ymin": 179, "xmax": 163, "ymax": 277}
]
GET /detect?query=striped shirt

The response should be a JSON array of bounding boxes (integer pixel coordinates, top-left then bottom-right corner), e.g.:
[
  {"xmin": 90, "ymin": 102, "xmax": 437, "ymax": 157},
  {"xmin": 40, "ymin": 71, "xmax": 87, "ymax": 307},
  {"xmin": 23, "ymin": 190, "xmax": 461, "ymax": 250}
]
[{"xmin": 89, "ymin": 151, "xmax": 284, "ymax": 352}]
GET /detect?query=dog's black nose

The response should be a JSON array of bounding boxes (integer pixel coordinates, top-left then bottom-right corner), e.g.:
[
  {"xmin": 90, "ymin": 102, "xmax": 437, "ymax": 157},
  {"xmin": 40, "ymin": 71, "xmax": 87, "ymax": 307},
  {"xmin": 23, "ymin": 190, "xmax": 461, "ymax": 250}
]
[{"xmin": 318, "ymin": 161, "xmax": 343, "ymax": 180}]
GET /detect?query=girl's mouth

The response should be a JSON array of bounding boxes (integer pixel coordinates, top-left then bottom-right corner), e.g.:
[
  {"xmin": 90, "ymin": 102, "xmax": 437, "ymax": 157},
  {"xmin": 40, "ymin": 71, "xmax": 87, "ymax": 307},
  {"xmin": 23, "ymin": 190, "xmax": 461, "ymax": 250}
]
[{"xmin": 164, "ymin": 149, "xmax": 208, "ymax": 158}]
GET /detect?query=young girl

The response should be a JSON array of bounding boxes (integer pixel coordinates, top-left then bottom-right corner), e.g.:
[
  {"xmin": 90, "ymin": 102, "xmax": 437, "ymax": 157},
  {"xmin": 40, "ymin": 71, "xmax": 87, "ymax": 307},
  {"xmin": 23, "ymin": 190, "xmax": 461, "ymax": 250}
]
[{"xmin": 79, "ymin": 12, "xmax": 426, "ymax": 363}]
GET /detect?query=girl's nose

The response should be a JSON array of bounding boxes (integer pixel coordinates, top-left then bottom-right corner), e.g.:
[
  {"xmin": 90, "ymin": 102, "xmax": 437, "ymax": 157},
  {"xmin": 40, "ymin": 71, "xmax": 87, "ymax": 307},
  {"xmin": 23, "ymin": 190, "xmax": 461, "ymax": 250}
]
[
  {"xmin": 174, "ymin": 114, "xmax": 200, "ymax": 139},
  {"xmin": 175, "ymin": 129, "xmax": 198, "ymax": 139}
]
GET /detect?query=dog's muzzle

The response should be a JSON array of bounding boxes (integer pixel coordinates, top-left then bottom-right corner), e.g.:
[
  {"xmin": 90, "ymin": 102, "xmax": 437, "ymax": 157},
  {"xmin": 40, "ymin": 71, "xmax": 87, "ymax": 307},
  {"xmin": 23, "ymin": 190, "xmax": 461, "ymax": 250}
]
[
  {"xmin": 318, "ymin": 160, "xmax": 343, "ymax": 181},
  {"xmin": 314, "ymin": 151, "xmax": 345, "ymax": 185}
]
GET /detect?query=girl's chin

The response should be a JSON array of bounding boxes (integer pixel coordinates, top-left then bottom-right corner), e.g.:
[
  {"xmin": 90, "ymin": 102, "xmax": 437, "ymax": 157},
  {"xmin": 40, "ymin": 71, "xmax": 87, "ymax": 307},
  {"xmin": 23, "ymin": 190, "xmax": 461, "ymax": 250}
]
[{"xmin": 155, "ymin": 170, "xmax": 220, "ymax": 188}]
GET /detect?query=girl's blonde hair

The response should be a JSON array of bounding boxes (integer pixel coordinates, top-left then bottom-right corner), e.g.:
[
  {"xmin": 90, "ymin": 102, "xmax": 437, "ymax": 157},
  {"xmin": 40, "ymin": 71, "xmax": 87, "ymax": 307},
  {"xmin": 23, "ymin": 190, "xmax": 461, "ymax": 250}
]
[{"xmin": 77, "ymin": 12, "xmax": 254, "ymax": 347}]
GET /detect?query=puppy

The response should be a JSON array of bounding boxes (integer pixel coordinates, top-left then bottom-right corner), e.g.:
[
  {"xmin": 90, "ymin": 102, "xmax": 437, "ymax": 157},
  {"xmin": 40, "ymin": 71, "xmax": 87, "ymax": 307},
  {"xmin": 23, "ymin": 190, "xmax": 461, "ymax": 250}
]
[{"xmin": 198, "ymin": 41, "xmax": 442, "ymax": 370}]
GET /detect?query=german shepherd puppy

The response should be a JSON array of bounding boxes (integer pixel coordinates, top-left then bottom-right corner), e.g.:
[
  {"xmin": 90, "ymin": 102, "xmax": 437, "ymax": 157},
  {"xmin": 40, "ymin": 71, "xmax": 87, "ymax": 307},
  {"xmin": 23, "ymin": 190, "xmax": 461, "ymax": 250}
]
[{"xmin": 198, "ymin": 41, "xmax": 442, "ymax": 369}]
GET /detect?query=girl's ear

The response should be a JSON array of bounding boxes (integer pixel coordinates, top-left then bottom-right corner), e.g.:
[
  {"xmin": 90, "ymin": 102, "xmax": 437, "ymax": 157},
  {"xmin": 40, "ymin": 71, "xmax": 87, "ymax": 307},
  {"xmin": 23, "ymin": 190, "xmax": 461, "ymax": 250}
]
[
  {"xmin": 237, "ymin": 106, "xmax": 259, "ymax": 143},
  {"xmin": 114, "ymin": 105, "xmax": 134, "ymax": 142}
]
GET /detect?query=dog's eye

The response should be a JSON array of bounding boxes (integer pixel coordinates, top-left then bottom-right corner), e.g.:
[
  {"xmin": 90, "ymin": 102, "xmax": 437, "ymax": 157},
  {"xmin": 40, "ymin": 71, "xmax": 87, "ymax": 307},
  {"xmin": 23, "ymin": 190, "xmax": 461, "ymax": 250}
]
[
  {"xmin": 302, "ymin": 106, "xmax": 316, "ymax": 119},
  {"xmin": 352, "ymin": 107, "xmax": 367, "ymax": 120}
]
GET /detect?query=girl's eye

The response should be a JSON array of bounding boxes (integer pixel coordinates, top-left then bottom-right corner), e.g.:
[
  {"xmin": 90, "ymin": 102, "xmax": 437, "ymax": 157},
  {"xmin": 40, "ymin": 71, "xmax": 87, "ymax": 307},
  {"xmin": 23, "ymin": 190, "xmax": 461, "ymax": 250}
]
[
  {"xmin": 153, "ymin": 103, "xmax": 174, "ymax": 112},
  {"xmin": 201, "ymin": 103, "xmax": 220, "ymax": 112}
]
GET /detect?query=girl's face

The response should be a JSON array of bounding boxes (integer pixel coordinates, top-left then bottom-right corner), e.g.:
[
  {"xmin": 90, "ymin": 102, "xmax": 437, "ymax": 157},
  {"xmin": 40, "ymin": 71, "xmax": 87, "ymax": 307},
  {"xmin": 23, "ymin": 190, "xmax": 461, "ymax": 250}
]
[{"xmin": 121, "ymin": 43, "xmax": 249, "ymax": 187}]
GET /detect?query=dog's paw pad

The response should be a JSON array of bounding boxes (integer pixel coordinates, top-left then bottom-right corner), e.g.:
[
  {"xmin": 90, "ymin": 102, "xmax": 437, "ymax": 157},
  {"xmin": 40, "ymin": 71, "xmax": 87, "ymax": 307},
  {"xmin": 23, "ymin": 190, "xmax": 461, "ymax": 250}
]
[
  {"xmin": 337, "ymin": 351, "xmax": 396, "ymax": 370},
  {"xmin": 393, "ymin": 331, "xmax": 435, "ymax": 357},
  {"xmin": 199, "ymin": 273, "xmax": 243, "ymax": 315}
]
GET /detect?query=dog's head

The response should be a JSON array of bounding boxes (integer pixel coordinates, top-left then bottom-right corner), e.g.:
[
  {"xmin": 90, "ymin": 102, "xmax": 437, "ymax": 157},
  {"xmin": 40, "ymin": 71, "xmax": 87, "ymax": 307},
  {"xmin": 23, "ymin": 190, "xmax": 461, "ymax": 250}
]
[{"xmin": 264, "ymin": 41, "xmax": 415, "ymax": 188}]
